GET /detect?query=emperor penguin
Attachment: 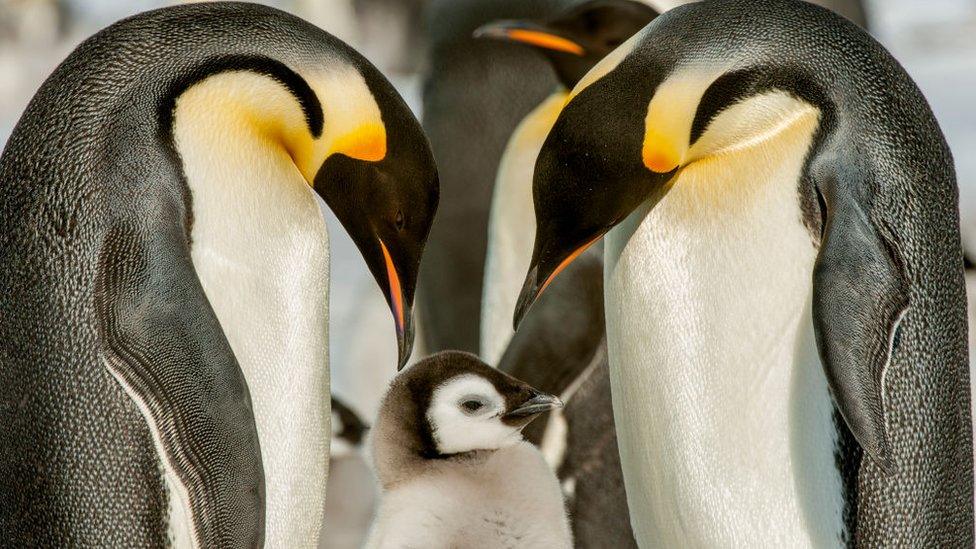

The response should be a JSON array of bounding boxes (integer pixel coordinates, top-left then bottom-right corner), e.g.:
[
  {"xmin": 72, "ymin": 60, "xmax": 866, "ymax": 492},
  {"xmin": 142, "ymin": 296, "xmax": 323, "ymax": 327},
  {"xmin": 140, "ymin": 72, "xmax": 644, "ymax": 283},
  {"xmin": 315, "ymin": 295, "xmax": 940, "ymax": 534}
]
[
  {"xmin": 514, "ymin": 0, "xmax": 973, "ymax": 546},
  {"xmin": 365, "ymin": 351, "xmax": 570, "ymax": 549},
  {"xmin": 417, "ymin": 0, "xmax": 575, "ymax": 354},
  {"xmin": 0, "ymin": 3, "xmax": 437, "ymax": 547}
]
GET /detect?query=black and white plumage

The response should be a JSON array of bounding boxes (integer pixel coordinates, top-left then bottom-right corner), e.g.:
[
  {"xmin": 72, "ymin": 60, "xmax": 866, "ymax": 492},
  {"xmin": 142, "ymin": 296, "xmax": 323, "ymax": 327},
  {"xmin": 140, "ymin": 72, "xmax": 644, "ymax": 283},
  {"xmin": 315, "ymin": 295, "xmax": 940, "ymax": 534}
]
[
  {"xmin": 366, "ymin": 351, "xmax": 571, "ymax": 548},
  {"xmin": 515, "ymin": 0, "xmax": 973, "ymax": 545},
  {"xmin": 0, "ymin": 3, "xmax": 437, "ymax": 546}
]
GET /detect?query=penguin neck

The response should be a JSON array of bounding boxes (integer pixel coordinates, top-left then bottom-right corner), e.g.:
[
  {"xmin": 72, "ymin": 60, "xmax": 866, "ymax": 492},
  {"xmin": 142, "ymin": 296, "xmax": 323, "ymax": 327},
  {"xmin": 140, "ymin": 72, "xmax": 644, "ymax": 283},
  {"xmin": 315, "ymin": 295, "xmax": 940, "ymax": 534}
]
[
  {"xmin": 370, "ymin": 390, "xmax": 436, "ymax": 488},
  {"xmin": 482, "ymin": 89, "xmax": 568, "ymax": 364},
  {"xmin": 369, "ymin": 391, "xmax": 502, "ymax": 488},
  {"xmin": 604, "ymin": 109, "xmax": 847, "ymax": 545}
]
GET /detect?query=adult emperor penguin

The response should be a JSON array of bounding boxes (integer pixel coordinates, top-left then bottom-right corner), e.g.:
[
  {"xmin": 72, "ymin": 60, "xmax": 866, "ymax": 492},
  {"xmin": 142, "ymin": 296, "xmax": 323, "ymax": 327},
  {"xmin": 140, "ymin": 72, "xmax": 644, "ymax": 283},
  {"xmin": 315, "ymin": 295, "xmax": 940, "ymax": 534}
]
[
  {"xmin": 514, "ymin": 0, "xmax": 973, "ymax": 546},
  {"xmin": 0, "ymin": 3, "xmax": 437, "ymax": 547}
]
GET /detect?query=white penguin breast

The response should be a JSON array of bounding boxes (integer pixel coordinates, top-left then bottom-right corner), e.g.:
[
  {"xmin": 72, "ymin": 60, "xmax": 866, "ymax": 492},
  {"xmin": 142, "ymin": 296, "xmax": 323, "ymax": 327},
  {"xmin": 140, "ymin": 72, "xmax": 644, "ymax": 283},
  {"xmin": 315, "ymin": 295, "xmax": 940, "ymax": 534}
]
[
  {"xmin": 179, "ymin": 128, "xmax": 331, "ymax": 547},
  {"xmin": 604, "ymin": 111, "xmax": 845, "ymax": 547},
  {"xmin": 482, "ymin": 91, "xmax": 567, "ymax": 365}
]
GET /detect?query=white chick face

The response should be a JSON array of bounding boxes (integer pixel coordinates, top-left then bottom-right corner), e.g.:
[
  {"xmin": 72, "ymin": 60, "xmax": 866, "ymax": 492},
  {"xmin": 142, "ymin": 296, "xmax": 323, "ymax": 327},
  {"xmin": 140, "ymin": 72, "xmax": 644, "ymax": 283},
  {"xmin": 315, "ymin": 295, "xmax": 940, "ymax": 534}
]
[{"xmin": 427, "ymin": 374, "xmax": 525, "ymax": 454}]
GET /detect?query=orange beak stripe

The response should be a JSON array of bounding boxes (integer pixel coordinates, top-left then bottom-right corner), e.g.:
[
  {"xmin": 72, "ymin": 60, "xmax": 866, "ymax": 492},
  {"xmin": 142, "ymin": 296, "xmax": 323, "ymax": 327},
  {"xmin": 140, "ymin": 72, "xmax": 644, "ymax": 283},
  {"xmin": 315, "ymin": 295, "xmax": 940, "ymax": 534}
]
[
  {"xmin": 539, "ymin": 233, "xmax": 605, "ymax": 296},
  {"xmin": 505, "ymin": 29, "xmax": 585, "ymax": 56},
  {"xmin": 380, "ymin": 240, "xmax": 405, "ymax": 333}
]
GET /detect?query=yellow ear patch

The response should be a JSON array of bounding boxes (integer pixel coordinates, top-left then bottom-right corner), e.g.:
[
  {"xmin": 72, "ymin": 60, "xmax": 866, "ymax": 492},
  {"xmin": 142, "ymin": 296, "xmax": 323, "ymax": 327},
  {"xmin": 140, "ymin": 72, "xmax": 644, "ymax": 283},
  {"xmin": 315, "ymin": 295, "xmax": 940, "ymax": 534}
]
[
  {"xmin": 642, "ymin": 131, "xmax": 681, "ymax": 173},
  {"xmin": 640, "ymin": 67, "xmax": 728, "ymax": 174},
  {"xmin": 299, "ymin": 66, "xmax": 389, "ymax": 175},
  {"xmin": 331, "ymin": 122, "xmax": 387, "ymax": 162}
]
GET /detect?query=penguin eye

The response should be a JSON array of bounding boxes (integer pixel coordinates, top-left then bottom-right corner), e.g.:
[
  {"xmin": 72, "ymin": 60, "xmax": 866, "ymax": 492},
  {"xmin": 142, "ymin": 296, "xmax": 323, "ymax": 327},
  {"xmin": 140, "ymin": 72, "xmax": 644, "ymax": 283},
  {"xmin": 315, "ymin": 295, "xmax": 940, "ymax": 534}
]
[
  {"xmin": 394, "ymin": 210, "xmax": 405, "ymax": 231},
  {"xmin": 460, "ymin": 398, "xmax": 486, "ymax": 415}
]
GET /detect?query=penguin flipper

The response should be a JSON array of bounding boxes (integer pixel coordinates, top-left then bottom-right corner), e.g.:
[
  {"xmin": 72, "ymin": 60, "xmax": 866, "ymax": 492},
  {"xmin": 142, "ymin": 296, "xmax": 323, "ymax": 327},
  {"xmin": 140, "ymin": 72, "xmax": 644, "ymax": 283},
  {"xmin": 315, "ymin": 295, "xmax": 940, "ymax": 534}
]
[
  {"xmin": 812, "ymin": 172, "xmax": 909, "ymax": 472},
  {"xmin": 95, "ymin": 222, "xmax": 264, "ymax": 546}
]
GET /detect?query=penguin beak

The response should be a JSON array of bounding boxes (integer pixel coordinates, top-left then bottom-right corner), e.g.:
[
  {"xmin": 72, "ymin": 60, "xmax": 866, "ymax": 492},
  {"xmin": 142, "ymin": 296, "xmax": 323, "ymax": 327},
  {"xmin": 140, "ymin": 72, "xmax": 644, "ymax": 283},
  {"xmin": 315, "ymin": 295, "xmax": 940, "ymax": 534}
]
[
  {"xmin": 473, "ymin": 20, "xmax": 585, "ymax": 56},
  {"xmin": 380, "ymin": 239, "xmax": 414, "ymax": 370},
  {"xmin": 513, "ymin": 232, "xmax": 605, "ymax": 329},
  {"xmin": 504, "ymin": 391, "xmax": 563, "ymax": 422}
]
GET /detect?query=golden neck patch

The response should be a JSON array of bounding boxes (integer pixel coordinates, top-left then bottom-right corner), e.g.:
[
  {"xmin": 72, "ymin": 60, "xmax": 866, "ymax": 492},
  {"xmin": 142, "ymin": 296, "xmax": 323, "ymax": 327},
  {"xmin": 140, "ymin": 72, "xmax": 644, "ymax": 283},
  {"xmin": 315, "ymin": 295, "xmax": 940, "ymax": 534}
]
[
  {"xmin": 172, "ymin": 64, "xmax": 388, "ymax": 186},
  {"xmin": 641, "ymin": 67, "xmax": 726, "ymax": 173},
  {"xmin": 639, "ymin": 67, "xmax": 821, "ymax": 185},
  {"xmin": 292, "ymin": 66, "xmax": 388, "ymax": 180}
]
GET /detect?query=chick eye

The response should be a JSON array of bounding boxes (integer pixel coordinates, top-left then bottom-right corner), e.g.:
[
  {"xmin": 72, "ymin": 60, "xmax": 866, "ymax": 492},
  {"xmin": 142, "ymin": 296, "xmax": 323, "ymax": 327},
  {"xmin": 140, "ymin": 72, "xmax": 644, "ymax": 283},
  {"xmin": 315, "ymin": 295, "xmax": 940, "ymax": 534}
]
[
  {"xmin": 461, "ymin": 399, "xmax": 485, "ymax": 414},
  {"xmin": 395, "ymin": 210, "xmax": 405, "ymax": 231}
]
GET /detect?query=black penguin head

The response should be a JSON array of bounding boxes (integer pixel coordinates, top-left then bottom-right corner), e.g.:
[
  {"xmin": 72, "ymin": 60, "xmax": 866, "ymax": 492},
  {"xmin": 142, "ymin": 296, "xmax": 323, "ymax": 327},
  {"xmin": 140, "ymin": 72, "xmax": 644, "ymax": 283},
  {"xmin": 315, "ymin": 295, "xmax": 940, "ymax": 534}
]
[
  {"xmin": 513, "ymin": 43, "xmax": 674, "ymax": 327},
  {"xmin": 312, "ymin": 69, "xmax": 438, "ymax": 370},
  {"xmin": 512, "ymin": 2, "xmax": 840, "ymax": 327},
  {"xmin": 390, "ymin": 351, "xmax": 561, "ymax": 458},
  {"xmin": 473, "ymin": 0, "xmax": 658, "ymax": 88}
]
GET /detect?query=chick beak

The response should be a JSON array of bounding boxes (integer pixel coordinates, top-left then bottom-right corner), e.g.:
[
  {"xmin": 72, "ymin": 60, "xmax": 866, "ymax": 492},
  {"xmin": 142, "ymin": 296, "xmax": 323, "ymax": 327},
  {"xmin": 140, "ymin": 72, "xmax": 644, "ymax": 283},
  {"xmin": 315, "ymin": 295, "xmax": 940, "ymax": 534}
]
[{"xmin": 504, "ymin": 391, "xmax": 563, "ymax": 422}]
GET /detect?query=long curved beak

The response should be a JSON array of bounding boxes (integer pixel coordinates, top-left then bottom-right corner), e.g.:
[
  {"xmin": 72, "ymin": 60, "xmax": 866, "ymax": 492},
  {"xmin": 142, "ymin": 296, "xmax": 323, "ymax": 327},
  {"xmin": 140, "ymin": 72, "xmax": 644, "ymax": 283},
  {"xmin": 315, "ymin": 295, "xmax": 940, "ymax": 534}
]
[
  {"xmin": 513, "ymin": 233, "xmax": 604, "ymax": 330},
  {"xmin": 380, "ymin": 240, "xmax": 414, "ymax": 370},
  {"xmin": 473, "ymin": 20, "xmax": 585, "ymax": 56}
]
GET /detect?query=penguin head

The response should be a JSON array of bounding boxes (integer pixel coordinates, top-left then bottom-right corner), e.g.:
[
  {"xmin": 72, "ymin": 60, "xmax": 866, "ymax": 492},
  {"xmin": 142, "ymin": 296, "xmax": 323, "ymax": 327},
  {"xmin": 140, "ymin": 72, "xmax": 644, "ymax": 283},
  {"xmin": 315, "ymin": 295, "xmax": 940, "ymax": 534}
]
[
  {"xmin": 161, "ymin": 21, "xmax": 437, "ymax": 371},
  {"xmin": 513, "ymin": 1, "xmax": 839, "ymax": 327},
  {"xmin": 380, "ymin": 351, "xmax": 561, "ymax": 459},
  {"xmin": 307, "ymin": 67, "xmax": 438, "ymax": 370},
  {"xmin": 473, "ymin": 0, "xmax": 658, "ymax": 89}
]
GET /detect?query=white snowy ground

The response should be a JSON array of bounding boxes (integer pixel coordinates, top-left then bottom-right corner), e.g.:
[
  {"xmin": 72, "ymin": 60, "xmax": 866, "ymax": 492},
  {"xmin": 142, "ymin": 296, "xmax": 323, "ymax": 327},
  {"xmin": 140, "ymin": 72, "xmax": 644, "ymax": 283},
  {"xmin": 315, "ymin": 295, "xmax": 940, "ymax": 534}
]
[{"xmin": 1, "ymin": 0, "xmax": 974, "ymax": 547}]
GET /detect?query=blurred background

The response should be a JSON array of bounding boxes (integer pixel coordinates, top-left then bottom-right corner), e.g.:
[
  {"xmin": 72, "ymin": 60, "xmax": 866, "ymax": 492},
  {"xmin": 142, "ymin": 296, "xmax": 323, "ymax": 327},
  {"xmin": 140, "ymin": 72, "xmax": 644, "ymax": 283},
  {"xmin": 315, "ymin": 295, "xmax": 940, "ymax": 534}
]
[{"xmin": 2, "ymin": 0, "xmax": 974, "ymax": 547}]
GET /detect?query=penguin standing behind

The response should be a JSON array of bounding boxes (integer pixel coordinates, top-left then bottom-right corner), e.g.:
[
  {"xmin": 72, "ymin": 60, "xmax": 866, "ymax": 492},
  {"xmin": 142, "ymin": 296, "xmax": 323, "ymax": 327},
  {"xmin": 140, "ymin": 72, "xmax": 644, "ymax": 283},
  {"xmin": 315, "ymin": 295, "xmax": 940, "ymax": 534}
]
[
  {"xmin": 474, "ymin": 3, "xmax": 656, "ymax": 547},
  {"xmin": 515, "ymin": 0, "xmax": 972, "ymax": 545},
  {"xmin": 477, "ymin": 0, "xmax": 658, "ymax": 365},
  {"xmin": 418, "ymin": 0, "xmax": 574, "ymax": 354},
  {"xmin": 0, "ymin": 3, "xmax": 437, "ymax": 546},
  {"xmin": 365, "ymin": 351, "xmax": 571, "ymax": 548}
]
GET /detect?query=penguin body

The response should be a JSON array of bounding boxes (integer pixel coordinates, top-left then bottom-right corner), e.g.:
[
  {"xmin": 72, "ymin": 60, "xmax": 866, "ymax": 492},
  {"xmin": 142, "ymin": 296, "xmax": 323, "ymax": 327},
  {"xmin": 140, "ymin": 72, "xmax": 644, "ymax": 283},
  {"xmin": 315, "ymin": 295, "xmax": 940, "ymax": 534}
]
[
  {"xmin": 175, "ymin": 68, "xmax": 336, "ymax": 546},
  {"xmin": 366, "ymin": 351, "xmax": 570, "ymax": 549},
  {"xmin": 0, "ymin": 4, "xmax": 437, "ymax": 546},
  {"xmin": 604, "ymin": 96, "xmax": 841, "ymax": 545},
  {"xmin": 515, "ymin": 0, "xmax": 973, "ymax": 545}
]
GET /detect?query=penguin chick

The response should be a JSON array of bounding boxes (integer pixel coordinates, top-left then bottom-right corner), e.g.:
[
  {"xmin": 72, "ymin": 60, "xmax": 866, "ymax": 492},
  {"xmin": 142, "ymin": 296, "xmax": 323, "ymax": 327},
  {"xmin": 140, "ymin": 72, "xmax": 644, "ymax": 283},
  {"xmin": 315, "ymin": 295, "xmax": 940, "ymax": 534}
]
[{"xmin": 365, "ymin": 351, "xmax": 571, "ymax": 549}]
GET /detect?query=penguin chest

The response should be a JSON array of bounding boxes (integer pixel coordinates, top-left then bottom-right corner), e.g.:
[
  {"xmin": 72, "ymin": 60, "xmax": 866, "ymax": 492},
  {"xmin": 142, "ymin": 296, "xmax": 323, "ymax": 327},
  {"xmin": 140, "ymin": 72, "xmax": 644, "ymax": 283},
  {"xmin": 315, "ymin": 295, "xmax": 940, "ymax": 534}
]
[
  {"xmin": 184, "ymin": 151, "xmax": 331, "ymax": 546},
  {"xmin": 370, "ymin": 444, "xmax": 571, "ymax": 548},
  {"xmin": 603, "ymin": 115, "xmax": 846, "ymax": 546},
  {"xmin": 482, "ymin": 91, "xmax": 568, "ymax": 364}
]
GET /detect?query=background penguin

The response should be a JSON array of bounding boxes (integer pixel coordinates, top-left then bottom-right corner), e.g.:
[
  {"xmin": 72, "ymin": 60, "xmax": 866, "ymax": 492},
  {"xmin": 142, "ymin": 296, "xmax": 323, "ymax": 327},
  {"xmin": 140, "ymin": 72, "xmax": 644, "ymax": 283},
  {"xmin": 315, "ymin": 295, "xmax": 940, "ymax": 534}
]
[
  {"xmin": 474, "ymin": 2, "xmax": 656, "ymax": 546},
  {"xmin": 417, "ymin": 0, "xmax": 576, "ymax": 354},
  {"xmin": 0, "ymin": 3, "xmax": 437, "ymax": 546},
  {"xmin": 514, "ymin": 0, "xmax": 972, "ymax": 545},
  {"xmin": 476, "ymin": 0, "xmax": 658, "ymax": 365},
  {"xmin": 365, "ymin": 351, "xmax": 570, "ymax": 548}
]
